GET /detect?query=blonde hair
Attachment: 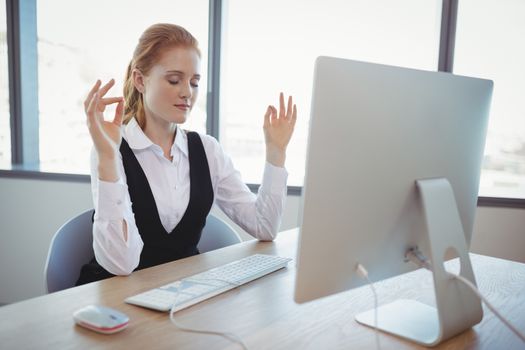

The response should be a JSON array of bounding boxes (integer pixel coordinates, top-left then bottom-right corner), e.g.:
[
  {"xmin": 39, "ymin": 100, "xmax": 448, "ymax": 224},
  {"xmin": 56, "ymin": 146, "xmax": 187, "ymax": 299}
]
[{"xmin": 123, "ymin": 23, "xmax": 200, "ymax": 128}]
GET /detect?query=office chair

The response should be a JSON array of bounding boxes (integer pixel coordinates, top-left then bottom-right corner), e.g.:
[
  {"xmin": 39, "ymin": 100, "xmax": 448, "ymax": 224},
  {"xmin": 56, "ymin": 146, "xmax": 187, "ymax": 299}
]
[
  {"xmin": 44, "ymin": 209, "xmax": 95, "ymax": 293},
  {"xmin": 44, "ymin": 210, "xmax": 241, "ymax": 293},
  {"xmin": 197, "ymin": 214, "xmax": 242, "ymax": 253}
]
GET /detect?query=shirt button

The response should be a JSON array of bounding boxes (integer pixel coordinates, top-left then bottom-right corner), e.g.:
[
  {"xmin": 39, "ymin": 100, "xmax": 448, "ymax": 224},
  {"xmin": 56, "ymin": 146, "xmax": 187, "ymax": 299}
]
[{"xmin": 116, "ymin": 200, "xmax": 122, "ymax": 205}]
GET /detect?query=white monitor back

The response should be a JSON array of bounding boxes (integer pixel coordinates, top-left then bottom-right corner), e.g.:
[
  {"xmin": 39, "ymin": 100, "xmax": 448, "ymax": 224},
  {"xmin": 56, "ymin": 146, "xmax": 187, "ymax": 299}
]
[{"xmin": 295, "ymin": 56, "xmax": 493, "ymax": 304}]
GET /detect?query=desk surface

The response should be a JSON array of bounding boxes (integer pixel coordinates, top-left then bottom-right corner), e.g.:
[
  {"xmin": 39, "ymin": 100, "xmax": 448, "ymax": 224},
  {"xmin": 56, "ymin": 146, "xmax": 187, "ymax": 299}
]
[{"xmin": 0, "ymin": 228, "xmax": 524, "ymax": 350}]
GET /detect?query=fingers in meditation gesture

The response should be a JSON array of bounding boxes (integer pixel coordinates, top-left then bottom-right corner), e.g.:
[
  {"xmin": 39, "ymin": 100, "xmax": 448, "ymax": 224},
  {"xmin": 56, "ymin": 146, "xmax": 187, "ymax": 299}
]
[
  {"xmin": 84, "ymin": 79, "xmax": 124, "ymax": 181},
  {"xmin": 264, "ymin": 92, "xmax": 298, "ymax": 167}
]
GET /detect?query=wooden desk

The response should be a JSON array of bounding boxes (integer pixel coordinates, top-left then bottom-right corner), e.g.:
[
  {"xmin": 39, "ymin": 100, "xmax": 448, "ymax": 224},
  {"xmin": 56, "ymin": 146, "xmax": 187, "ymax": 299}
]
[{"xmin": 0, "ymin": 228, "xmax": 524, "ymax": 349}]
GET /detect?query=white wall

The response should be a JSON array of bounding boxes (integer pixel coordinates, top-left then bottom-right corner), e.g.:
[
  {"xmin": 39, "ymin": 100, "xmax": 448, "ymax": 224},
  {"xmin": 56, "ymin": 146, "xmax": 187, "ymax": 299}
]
[
  {"xmin": 471, "ymin": 206, "xmax": 525, "ymax": 263},
  {"xmin": 0, "ymin": 178, "xmax": 92, "ymax": 304},
  {"xmin": 0, "ymin": 177, "xmax": 523, "ymax": 305}
]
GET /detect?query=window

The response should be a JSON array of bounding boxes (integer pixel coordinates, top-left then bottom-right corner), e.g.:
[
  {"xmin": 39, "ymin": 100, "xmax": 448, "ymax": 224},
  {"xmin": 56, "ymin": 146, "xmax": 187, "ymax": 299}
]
[
  {"xmin": 221, "ymin": 0, "xmax": 442, "ymax": 185},
  {"xmin": 4, "ymin": 1, "xmax": 523, "ymax": 205},
  {"xmin": 36, "ymin": 0, "xmax": 209, "ymax": 173},
  {"xmin": 0, "ymin": 2, "xmax": 10, "ymax": 166},
  {"xmin": 455, "ymin": 0, "xmax": 525, "ymax": 199}
]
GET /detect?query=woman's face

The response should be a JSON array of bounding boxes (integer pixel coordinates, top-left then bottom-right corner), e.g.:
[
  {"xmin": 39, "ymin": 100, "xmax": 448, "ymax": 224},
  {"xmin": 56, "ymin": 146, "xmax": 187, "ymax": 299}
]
[{"xmin": 140, "ymin": 46, "xmax": 200, "ymax": 125}]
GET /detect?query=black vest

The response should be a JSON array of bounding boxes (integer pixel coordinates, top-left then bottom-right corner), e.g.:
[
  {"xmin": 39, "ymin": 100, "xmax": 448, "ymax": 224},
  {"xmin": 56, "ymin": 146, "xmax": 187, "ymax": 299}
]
[{"xmin": 76, "ymin": 131, "xmax": 214, "ymax": 285}]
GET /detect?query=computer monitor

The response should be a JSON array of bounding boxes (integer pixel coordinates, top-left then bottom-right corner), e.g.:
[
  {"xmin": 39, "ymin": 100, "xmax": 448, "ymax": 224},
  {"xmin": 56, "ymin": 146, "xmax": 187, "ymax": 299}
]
[{"xmin": 294, "ymin": 56, "xmax": 493, "ymax": 346}]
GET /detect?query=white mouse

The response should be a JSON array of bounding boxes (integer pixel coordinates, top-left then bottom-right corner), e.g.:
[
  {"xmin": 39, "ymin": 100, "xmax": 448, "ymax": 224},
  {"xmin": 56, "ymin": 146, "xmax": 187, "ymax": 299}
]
[{"xmin": 73, "ymin": 305, "xmax": 129, "ymax": 334}]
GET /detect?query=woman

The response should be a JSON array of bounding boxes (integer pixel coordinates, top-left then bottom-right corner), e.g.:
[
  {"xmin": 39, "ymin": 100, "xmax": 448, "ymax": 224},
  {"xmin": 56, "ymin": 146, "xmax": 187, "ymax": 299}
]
[{"xmin": 76, "ymin": 23, "xmax": 297, "ymax": 285}]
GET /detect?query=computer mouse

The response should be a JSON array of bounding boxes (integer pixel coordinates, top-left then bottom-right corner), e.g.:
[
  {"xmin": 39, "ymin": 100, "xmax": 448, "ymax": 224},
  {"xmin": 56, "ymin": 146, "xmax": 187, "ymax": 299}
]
[{"xmin": 73, "ymin": 305, "xmax": 129, "ymax": 334}]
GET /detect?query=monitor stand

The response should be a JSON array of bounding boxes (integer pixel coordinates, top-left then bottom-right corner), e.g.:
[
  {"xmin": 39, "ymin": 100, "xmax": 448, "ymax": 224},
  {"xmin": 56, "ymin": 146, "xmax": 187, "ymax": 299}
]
[{"xmin": 355, "ymin": 178, "xmax": 483, "ymax": 346}]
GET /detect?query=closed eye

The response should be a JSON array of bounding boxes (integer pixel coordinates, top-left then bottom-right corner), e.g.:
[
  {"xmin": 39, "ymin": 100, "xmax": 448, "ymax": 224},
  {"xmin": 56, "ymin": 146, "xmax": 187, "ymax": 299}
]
[{"xmin": 167, "ymin": 80, "xmax": 199, "ymax": 88}]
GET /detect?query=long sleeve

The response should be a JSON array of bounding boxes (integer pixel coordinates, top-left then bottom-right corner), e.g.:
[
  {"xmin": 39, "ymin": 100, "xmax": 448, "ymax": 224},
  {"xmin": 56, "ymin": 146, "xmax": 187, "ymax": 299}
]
[
  {"xmin": 203, "ymin": 136, "xmax": 288, "ymax": 241},
  {"xmin": 90, "ymin": 149, "xmax": 144, "ymax": 275}
]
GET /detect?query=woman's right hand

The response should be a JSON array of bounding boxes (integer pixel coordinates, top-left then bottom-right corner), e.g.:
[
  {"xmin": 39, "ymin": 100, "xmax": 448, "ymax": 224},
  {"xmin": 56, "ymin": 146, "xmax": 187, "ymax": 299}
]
[{"xmin": 84, "ymin": 79, "xmax": 124, "ymax": 182}]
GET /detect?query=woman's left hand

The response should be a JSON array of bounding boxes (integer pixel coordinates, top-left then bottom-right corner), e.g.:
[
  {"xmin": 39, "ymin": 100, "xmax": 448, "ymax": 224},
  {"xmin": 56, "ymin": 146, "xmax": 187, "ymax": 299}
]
[{"xmin": 263, "ymin": 92, "xmax": 297, "ymax": 167}]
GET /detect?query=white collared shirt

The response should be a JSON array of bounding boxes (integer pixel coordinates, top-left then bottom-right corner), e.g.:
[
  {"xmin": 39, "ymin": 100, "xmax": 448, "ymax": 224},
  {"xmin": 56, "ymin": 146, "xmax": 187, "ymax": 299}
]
[{"xmin": 91, "ymin": 118, "xmax": 288, "ymax": 275}]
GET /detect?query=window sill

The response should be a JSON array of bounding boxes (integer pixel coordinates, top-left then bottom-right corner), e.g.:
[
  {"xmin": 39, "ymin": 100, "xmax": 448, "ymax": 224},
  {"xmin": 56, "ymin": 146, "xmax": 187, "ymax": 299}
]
[
  {"xmin": 477, "ymin": 196, "xmax": 525, "ymax": 209},
  {"xmin": 0, "ymin": 165, "xmax": 90, "ymax": 183},
  {"xmin": 1, "ymin": 168, "xmax": 524, "ymax": 208}
]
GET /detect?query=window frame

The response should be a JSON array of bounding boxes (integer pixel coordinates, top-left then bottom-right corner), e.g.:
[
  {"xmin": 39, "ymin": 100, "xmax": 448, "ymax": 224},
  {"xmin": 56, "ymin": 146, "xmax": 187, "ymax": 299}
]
[
  {"xmin": 5, "ymin": 0, "xmax": 39, "ymax": 165},
  {"xmin": 1, "ymin": 0, "xmax": 523, "ymax": 208}
]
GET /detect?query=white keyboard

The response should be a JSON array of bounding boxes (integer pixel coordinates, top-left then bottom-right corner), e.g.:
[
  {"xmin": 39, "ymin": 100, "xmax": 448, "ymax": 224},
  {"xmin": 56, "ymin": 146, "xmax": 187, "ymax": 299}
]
[{"xmin": 125, "ymin": 254, "xmax": 292, "ymax": 312}]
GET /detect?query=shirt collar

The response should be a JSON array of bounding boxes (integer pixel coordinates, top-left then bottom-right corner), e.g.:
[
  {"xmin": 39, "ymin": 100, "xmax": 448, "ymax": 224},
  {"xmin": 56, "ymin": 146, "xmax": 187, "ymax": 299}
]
[
  {"xmin": 124, "ymin": 117, "xmax": 188, "ymax": 157},
  {"xmin": 172, "ymin": 125, "xmax": 188, "ymax": 158},
  {"xmin": 124, "ymin": 117, "xmax": 153, "ymax": 150}
]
